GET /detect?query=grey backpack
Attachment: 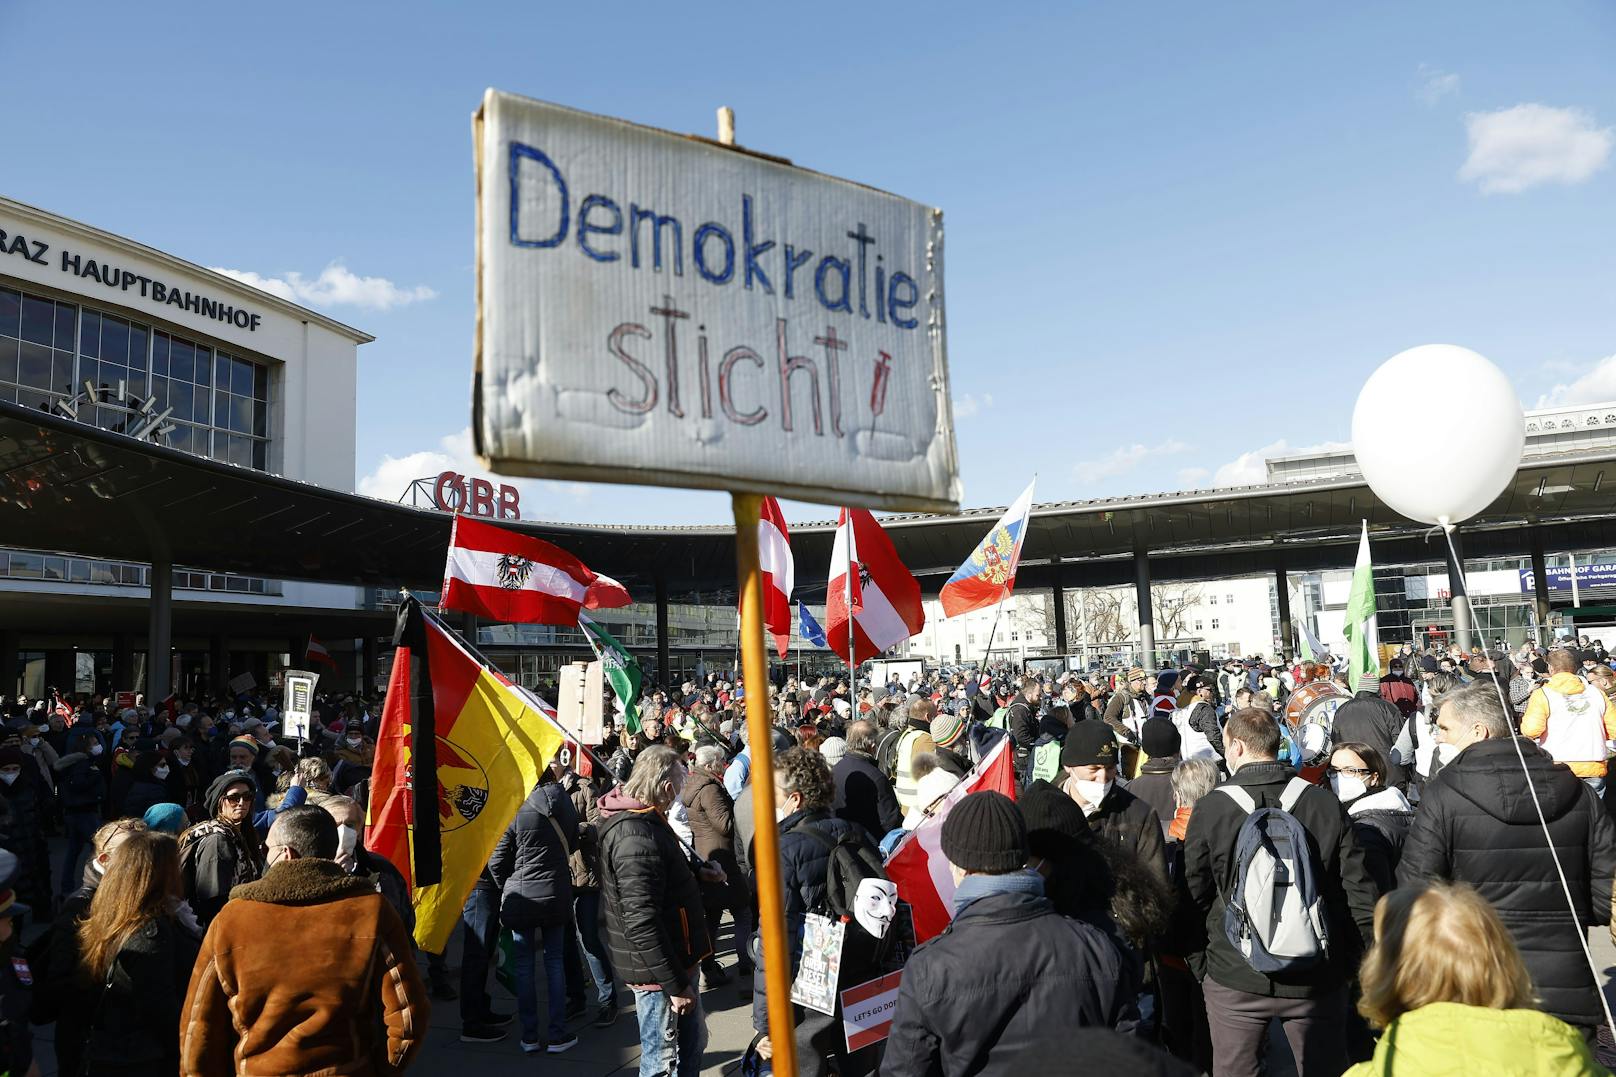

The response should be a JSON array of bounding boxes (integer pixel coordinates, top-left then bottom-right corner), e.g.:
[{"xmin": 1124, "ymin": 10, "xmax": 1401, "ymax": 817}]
[{"xmin": 1215, "ymin": 778, "xmax": 1330, "ymax": 974}]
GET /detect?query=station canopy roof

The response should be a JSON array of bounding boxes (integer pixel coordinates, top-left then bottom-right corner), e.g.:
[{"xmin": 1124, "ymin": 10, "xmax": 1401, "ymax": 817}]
[{"xmin": 4, "ymin": 400, "xmax": 1615, "ymax": 604}]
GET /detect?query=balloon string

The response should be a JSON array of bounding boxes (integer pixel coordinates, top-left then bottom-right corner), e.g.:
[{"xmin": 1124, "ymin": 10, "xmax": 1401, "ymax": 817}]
[{"xmin": 1439, "ymin": 524, "xmax": 1616, "ymax": 1044}]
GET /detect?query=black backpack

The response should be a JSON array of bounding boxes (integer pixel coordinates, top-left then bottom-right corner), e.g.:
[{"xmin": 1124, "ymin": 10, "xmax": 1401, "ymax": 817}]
[{"xmin": 790, "ymin": 822, "xmax": 899, "ymax": 979}]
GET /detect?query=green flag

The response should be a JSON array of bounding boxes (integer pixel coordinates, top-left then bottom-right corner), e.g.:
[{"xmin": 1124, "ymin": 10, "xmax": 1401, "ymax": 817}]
[
  {"xmin": 1342, "ymin": 520, "xmax": 1381, "ymax": 691},
  {"xmin": 579, "ymin": 613, "xmax": 642, "ymax": 734},
  {"xmin": 1296, "ymin": 621, "xmax": 1315, "ymax": 663}
]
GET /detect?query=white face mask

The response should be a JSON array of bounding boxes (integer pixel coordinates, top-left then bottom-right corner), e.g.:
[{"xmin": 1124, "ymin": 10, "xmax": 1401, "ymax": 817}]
[
  {"xmin": 345, "ymin": 736, "xmax": 362, "ymax": 748},
  {"xmin": 0, "ymin": 771, "xmax": 17, "ymax": 786},
  {"xmin": 1071, "ymin": 778, "xmax": 1111, "ymax": 813},
  {"xmin": 177, "ymin": 715, "xmax": 193, "ymax": 728},
  {"xmin": 1436, "ymin": 742, "xmax": 1460, "ymax": 764},
  {"xmin": 89, "ymin": 743, "xmax": 104, "ymax": 757},
  {"xmin": 27, "ymin": 737, "xmax": 39, "ymax": 748},
  {"xmin": 176, "ymin": 755, "xmax": 191, "ymax": 767},
  {"xmin": 1329, "ymin": 772, "xmax": 1367, "ymax": 802},
  {"xmin": 153, "ymin": 766, "xmax": 170, "ymax": 781},
  {"xmin": 774, "ymin": 793, "xmax": 798, "ymax": 823}
]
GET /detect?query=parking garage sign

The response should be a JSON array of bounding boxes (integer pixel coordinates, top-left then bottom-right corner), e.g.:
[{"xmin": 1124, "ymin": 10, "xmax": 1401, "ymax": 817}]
[{"xmin": 472, "ymin": 90, "xmax": 961, "ymax": 513}]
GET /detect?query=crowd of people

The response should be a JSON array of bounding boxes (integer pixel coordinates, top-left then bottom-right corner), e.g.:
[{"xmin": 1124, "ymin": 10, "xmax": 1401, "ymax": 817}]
[{"xmin": 2, "ymin": 630, "xmax": 1616, "ymax": 1075}]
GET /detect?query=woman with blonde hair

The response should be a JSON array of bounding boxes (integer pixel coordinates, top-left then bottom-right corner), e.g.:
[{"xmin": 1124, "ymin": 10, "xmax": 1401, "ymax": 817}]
[
  {"xmin": 59, "ymin": 829, "xmax": 199, "ymax": 1076},
  {"xmin": 1349, "ymin": 882, "xmax": 1605, "ymax": 1075}
]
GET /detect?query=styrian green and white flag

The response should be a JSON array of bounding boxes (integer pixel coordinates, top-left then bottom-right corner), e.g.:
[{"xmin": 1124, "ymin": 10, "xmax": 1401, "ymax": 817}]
[
  {"xmin": 1342, "ymin": 520, "xmax": 1381, "ymax": 690},
  {"xmin": 579, "ymin": 613, "xmax": 642, "ymax": 733}
]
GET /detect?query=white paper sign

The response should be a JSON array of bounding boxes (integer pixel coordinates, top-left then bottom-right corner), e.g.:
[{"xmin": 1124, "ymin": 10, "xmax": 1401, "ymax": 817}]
[
  {"xmin": 282, "ymin": 669, "xmax": 318, "ymax": 740},
  {"xmin": 473, "ymin": 90, "xmax": 960, "ymax": 512},
  {"xmin": 841, "ymin": 970, "xmax": 903, "ymax": 1053}
]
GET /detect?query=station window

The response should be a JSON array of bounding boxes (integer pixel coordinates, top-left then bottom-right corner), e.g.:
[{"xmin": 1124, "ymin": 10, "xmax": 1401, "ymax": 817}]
[{"xmin": 0, "ymin": 286, "xmax": 272, "ymax": 472}]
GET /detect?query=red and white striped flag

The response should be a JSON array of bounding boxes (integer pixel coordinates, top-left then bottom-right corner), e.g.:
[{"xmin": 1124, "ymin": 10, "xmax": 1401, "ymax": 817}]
[
  {"xmin": 442, "ymin": 515, "xmax": 614, "ymax": 625},
  {"xmin": 306, "ymin": 635, "xmax": 338, "ymax": 670},
  {"xmin": 826, "ymin": 509, "xmax": 922, "ymax": 665},
  {"xmin": 884, "ymin": 735, "xmax": 1018, "ymax": 943},
  {"xmin": 759, "ymin": 496, "xmax": 794, "ymax": 659}
]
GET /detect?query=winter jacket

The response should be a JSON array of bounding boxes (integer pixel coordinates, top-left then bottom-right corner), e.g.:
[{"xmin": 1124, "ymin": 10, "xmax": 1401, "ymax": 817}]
[
  {"xmin": 54, "ymin": 750, "xmax": 104, "ymax": 813},
  {"xmin": 560, "ymin": 770, "xmax": 603, "ymax": 891},
  {"xmin": 1102, "ymin": 689, "xmax": 1147, "ymax": 743},
  {"xmin": 58, "ymin": 915, "xmax": 198, "ymax": 1076},
  {"xmin": 488, "ymin": 782, "xmax": 578, "ymax": 931},
  {"xmin": 1030, "ymin": 778, "xmax": 1168, "ymax": 880},
  {"xmin": 1127, "ymin": 754, "xmax": 1179, "ymax": 836},
  {"xmin": 882, "ymin": 890, "xmax": 1136, "ymax": 1077},
  {"xmin": 1183, "ymin": 759, "xmax": 1377, "ymax": 998},
  {"xmin": 122, "ymin": 776, "xmax": 170, "ymax": 820},
  {"xmin": 1398, "ymin": 737, "xmax": 1616, "ymax": 1032},
  {"xmin": 1521, "ymin": 672, "xmax": 1616, "ymax": 779},
  {"xmin": 1005, "ymin": 694, "xmax": 1039, "ymax": 756},
  {"xmin": 597, "ymin": 790, "xmax": 712, "ymax": 996},
  {"xmin": 1333, "ymin": 691, "xmax": 1409, "ymax": 787},
  {"xmin": 1344, "ymin": 1002, "xmax": 1607, "ymax": 1077},
  {"xmin": 1345, "ymin": 785, "xmax": 1413, "ymax": 895},
  {"xmin": 1183, "ymin": 700, "xmax": 1224, "ymax": 757},
  {"xmin": 680, "ymin": 768, "xmax": 737, "ymax": 863},
  {"xmin": 750, "ymin": 809, "xmax": 873, "ymax": 1036},
  {"xmin": 1377, "ymin": 674, "xmax": 1419, "ymax": 719},
  {"xmin": 181, "ymin": 857, "xmax": 429, "ymax": 1076}
]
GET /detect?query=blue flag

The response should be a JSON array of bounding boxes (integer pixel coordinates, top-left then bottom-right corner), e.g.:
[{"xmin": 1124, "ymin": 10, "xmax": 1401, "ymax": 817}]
[{"xmin": 798, "ymin": 602, "xmax": 827, "ymax": 648}]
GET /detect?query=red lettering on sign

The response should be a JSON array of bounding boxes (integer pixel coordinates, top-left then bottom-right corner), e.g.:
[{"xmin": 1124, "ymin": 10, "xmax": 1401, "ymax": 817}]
[{"xmin": 432, "ymin": 471, "xmax": 521, "ymax": 521}]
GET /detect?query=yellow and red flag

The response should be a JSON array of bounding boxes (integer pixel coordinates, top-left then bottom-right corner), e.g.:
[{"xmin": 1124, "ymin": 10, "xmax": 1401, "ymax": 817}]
[{"xmin": 366, "ymin": 596, "xmax": 565, "ymax": 952}]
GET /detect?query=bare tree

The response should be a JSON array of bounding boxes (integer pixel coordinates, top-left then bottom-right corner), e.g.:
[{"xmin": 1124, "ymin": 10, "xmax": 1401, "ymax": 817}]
[
  {"xmin": 1079, "ymin": 588, "xmax": 1133, "ymax": 643},
  {"xmin": 1006, "ymin": 594, "xmax": 1054, "ymax": 645},
  {"xmin": 1153, "ymin": 583, "xmax": 1204, "ymax": 640}
]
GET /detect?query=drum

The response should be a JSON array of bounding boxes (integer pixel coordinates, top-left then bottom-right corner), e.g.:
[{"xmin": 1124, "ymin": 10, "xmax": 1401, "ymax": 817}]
[{"xmin": 1283, "ymin": 680, "xmax": 1350, "ymax": 769}]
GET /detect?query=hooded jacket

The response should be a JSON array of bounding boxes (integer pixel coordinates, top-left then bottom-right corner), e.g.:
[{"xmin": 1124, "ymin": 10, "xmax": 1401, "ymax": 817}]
[
  {"xmin": 1398, "ymin": 737, "xmax": 1616, "ymax": 1031},
  {"xmin": 181, "ymin": 857, "xmax": 429, "ymax": 1076},
  {"xmin": 1520, "ymin": 672, "xmax": 1616, "ymax": 778},
  {"xmin": 488, "ymin": 781, "xmax": 578, "ymax": 930},
  {"xmin": 1344, "ymin": 785, "xmax": 1413, "ymax": 895},
  {"xmin": 596, "ymin": 788, "xmax": 711, "ymax": 996},
  {"xmin": 1343, "ymin": 1002, "xmax": 1606, "ymax": 1077}
]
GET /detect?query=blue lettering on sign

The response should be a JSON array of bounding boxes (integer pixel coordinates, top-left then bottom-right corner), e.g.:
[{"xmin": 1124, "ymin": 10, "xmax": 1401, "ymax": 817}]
[{"xmin": 506, "ymin": 143, "xmax": 925, "ymax": 330}]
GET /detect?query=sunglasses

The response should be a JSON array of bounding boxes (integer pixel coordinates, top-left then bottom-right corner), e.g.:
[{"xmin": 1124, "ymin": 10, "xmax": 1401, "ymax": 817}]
[{"xmin": 220, "ymin": 791, "xmax": 253, "ymax": 804}]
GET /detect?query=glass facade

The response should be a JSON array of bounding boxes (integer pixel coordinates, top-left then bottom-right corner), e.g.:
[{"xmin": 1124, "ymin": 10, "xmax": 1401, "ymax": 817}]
[
  {"xmin": 0, "ymin": 549, "xmax": 279, "ymax": 595},
  {"xmin": 0, "ymin": 285, "xmax": 271, "ymax": 470}
]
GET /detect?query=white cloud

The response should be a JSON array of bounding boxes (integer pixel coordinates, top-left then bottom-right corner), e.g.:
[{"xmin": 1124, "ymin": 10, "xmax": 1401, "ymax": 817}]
[
  {"xmin": 211, "ymin": 262, "xmax": 437, "ymax": 311},
  {"xmin": 1212, "ymin": 439, "xmax": 1351, "ymax": 487},
  {"xmin": 952, "ymin": 392, "xmax": 994, "ymax": 421},
  {"xmin": 1536, "ymin": 354, "xmax": 1616, "ymax": 408},
  {"xmin": 1073, "ymin": 439, "xmax": 1189, "ymax": 484},
  {"xmin": 1459, "ymin": 104, "xmax": 1613, "ymax": 194},
  {"xmin": 1178, "ymin": 467, "xmax": 1211, "ymax": 488},
  {"xmin": 357, "ymin": 427, "xmax": 590, "ymax": 514},
  {"xmin": 1418, "ymin": 65, "xmax": 1460, "ymax": 105}
]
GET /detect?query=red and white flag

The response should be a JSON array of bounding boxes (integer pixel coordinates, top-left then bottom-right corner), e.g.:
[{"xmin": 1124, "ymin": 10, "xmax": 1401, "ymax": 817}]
[
  {"xmin": 884, "ymin": 736, "xmax": 1018, "ymax": 943},
  {"xmin": 759, "ymin": 496, "xmax": 794, "ymax": 659},
  {"xmin": 826, "ymin": 509, "xmax": 923, "ymax": 665},
  {"xmin": 306, "ymin": 635, "xmax": 338, "ymax": 670},
  {"xmin": 584, "ymin": 572, "xmax": 632, "ymax": 610},
  {"xmin": 442, "ymin": 515, "xmax": 610, "ymax": 625}
]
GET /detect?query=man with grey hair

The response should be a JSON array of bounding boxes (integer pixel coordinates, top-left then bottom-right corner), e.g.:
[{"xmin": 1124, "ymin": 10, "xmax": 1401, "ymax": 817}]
[
  {"xmin": 599, "ymin": 746, "xmax": 712, "ymax": 1076},
  {"xmin": 1399, "ymin": 682, "xmax": 1616, "ymax": 1039}
]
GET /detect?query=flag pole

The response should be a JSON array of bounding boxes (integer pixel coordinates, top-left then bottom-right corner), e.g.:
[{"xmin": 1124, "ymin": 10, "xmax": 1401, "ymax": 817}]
[
  {"xmin": 733, "ymin": 492, "xmax": 799, "ymax": 1077},
  {"xmin": 980, "ymin": 595, "xmax": 1006, "ymax": 675},
  {"xmin": 846, "ymin": 513, "xmax": 858, "ymax": 696}
]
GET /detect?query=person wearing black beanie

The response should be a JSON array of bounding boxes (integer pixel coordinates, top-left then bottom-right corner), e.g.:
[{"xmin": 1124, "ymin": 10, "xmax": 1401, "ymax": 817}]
[
  {"xmin": 884, "ymin": 791, "xmax": 1138, "ymax": 1074},
  {"xmin": 1128, "ymin": 718, "xmax": 1183, "ymax": 830}
]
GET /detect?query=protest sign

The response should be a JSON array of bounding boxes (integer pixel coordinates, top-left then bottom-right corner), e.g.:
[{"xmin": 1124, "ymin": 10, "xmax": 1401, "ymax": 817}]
[
  {"xmin": 840, "ymin": 970, "xmax": 903, "ymax": 1052},
  {"xmin": 472, "ymin": 90, "xmax": 960, "ymax": 513},
  {"xmin": 282, "ymin": 669, "xmax": 318, "ymax": 740},
  {"xmin": 789, "ymin": 913, "xmax": 844, "ymax": 1015}
]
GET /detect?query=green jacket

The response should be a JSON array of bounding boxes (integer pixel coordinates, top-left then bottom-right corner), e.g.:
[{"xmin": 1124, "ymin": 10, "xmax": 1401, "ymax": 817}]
[{"xmin": 1347, "ymin": 1002, "xmax": 1609, "ymax": 1077}]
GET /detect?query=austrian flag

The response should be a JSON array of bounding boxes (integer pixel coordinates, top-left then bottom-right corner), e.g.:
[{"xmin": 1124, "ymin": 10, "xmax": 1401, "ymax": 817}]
[
  {"xmin": 758, "ymin": 496, "xmax": 794, "ymax": 659},
  {"xmin": 826, "ymin": 508, "xmax": 924, "ymax": 664},
  {"xmin": 441, "ymin": 516, "xmax": 629, "ymax": 625}
]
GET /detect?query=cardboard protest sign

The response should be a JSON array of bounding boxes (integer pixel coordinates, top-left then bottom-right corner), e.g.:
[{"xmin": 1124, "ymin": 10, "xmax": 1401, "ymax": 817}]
[{"xmin": 472, "ymin": 90, "xmax": 960, "ymax": 513}]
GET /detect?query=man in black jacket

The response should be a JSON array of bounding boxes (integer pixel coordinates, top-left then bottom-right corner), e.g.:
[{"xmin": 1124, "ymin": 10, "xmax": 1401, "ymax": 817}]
[
  {"xmin": 1039, "ymin": 721, "xmax": 1167, "ymax": 879},
  {"xmin": 1332, "ymin": 671, "xmax": 1409, "ymax": 788},
  {"xmin": 1398, "ymin": 682, "xmax": 1616, "ymax": 1039},
  {"xmin": 884, "ymin": 791, "xmax": 1135, "ymax": 1075},
  {"xmin": 831, "ymin": 720, "xmax": 902, "ymax": 841},
  {"xmin": 1005, "ymin": 676, "xmax": 1043, "ymax": 778},
  {"xmin": 598, "ymin": 746, "xmax": 713, "ymax": 1076},
  {"xmin": 1183, "ymin": 708, "xmax": 1376, "ymax": 1077}
]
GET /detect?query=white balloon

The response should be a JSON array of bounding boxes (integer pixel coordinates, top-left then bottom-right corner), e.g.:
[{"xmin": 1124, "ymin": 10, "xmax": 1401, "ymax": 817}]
[{"xmin": 1351, "ymin": 345, "xmax": 1523, "ymax": 527}]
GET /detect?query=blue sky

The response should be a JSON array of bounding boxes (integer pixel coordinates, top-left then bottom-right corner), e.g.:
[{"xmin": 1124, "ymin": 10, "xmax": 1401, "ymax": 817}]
[{"xmin": 4, "ymin": 2, "xmax": 1614, "ymax": 526}]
